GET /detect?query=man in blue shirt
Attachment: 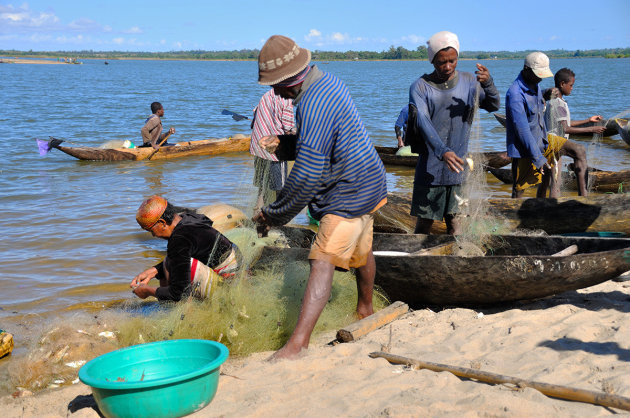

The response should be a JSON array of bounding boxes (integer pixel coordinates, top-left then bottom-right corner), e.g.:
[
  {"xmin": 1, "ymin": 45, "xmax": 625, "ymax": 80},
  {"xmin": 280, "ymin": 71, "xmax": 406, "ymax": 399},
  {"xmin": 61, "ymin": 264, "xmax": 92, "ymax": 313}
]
[
  {"xmin": 394, "ymin": 106, "xmax": 408, "ymax": 148},
  {"xmin": 505, "ymin": 52, "xmax": 584, "ymax": 198},
  {"xmin": 407, "ymin": 31, "xmax": 500, "ymax": 234}
]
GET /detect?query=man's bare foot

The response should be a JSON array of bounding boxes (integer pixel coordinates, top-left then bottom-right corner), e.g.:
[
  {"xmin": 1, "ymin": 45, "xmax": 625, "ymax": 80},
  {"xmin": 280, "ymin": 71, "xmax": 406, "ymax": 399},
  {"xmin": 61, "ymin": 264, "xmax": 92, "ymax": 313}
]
[
  {"xmin": 267, "ymin": 343, "xmax": 305, "ymax": 362},
  {"xmin": 356, "ymin": 304, "xmax": 373, "ymax": 320}
]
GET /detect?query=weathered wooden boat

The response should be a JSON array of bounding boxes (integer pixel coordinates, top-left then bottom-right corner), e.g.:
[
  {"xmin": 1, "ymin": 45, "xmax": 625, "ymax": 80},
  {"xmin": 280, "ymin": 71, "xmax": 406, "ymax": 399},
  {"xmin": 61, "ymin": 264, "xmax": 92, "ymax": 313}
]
[
  {"xmin": 253, "ymin": 226, "xmax": 630, "ymax": 306},
  {"xmin": 45, "ymin": 135, "xmax": 251, "ymax": 161},
  {"xmin": 488, "ymin": 166, "xmax": 630, "ymax": 193},
  {"xmin": 374, "ymin": 146, "xmax": 511, "ymax": 169},
  {"xmin": 493, "ymin": 113, "xmax": 619, "ymax": 137},
  {"xmin": 374, "ymin": 192, "xmax": 630, "ymax": 235},
  {"xmin": 617, "ymin": 118, "xmax": 630, "ymax": 146}
]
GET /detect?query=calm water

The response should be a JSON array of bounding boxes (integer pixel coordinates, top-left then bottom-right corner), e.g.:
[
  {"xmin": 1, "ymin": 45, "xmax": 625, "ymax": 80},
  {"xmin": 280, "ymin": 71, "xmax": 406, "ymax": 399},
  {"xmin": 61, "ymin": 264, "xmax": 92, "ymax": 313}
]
[{"xmin": 1, "ymin": 58, "xmax": 629, "ymax": 348}]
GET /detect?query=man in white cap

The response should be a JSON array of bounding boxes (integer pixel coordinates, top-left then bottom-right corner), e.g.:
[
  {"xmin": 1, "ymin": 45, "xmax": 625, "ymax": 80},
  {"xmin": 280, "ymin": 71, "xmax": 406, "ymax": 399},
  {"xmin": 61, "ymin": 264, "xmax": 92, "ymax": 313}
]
[
  {"xmin": 505, "ymin": 52, "xmax": 582, "ymax": 198},
  {"xmin": 252, "ymin": 35, "xmax": 388, "ymax": 360},
  {"xmin": 406, "ymin": 30, "xmax": 500, "ymax": 234}
]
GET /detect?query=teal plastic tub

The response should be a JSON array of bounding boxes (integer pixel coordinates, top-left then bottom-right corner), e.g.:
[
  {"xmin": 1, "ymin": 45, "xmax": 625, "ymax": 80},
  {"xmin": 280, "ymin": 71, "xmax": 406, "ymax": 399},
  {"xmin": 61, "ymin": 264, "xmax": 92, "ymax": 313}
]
[{"xmin": 79, "ymin": 339, "xmax": 228, "ymax": 418}]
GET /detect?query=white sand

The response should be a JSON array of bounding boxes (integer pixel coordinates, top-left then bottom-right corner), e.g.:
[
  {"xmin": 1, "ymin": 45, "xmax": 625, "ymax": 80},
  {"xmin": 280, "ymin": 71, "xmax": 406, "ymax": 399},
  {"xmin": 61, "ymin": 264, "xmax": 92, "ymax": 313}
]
[{"xmin": 2, "ymin": 280, "xmax": 630, "ymax": 417}]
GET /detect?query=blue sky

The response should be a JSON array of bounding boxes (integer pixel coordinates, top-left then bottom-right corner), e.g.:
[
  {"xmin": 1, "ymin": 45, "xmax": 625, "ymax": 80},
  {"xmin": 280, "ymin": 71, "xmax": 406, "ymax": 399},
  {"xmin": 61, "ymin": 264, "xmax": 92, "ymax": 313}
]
[{"xmin": 1, "ymin": 1, "xmax": 629, "ymax": 52}]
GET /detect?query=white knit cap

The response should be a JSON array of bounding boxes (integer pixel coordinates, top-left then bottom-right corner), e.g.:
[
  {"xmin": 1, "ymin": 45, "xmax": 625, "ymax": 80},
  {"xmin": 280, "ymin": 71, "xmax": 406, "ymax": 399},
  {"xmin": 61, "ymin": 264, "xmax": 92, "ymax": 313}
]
[
  {"xmin": 427, "ymin": 31, "xmax": 460, "ymax": 63},
  {"xmin": 524, "ymin": 51, "xmax": 553, "ymax": 78}
]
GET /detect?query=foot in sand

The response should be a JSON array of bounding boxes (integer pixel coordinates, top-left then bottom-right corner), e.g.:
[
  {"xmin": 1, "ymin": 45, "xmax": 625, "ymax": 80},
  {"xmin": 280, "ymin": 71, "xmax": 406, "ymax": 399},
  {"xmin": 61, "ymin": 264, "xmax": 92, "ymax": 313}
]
[{"xmin": 267, "ymin": 342, "xmax": 306, "ymax": 362}]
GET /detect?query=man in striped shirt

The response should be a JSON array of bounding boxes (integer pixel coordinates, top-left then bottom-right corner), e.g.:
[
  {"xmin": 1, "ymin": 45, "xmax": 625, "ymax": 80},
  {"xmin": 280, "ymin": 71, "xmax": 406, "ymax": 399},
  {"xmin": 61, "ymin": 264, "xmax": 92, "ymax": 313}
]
[
  {"xmin": 250, "ymin": 89, "xmax": 295, "ymax": 211},
  {"xmin": 252, "ymin": 35, "xmax": 388, "ymax": 360}
]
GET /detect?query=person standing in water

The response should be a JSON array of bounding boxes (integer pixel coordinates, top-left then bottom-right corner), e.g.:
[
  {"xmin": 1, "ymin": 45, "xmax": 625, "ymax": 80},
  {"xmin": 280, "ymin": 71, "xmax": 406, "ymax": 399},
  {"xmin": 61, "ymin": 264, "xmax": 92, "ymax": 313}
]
[{"xmin": 406, "ymin": 31, "xmax": 500, "ymax": 235}]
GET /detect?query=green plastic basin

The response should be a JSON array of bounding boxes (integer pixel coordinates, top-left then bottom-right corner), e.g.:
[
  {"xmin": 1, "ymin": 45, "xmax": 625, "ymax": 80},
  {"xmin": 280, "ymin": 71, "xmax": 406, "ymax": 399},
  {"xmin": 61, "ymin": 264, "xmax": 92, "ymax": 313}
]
[{"xmin": 79, "ymin": 339, "xmax": 228, "ymax": 418}]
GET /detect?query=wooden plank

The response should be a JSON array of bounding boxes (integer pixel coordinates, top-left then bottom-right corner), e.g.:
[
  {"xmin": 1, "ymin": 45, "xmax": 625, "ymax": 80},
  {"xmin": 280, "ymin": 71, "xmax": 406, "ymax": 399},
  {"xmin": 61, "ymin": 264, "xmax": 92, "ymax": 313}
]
[
  {"xmin": 336, "ymin": 301, "xmax": 409, "ymax": 342},
  {"xmin": 369, "ymin": 351, "xmax": 630, "ymax": 412}
]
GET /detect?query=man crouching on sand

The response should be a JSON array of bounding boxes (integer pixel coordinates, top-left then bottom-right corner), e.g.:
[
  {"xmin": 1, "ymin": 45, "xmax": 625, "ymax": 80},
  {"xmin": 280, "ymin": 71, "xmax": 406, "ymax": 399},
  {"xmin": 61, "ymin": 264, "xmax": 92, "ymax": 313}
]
[{"xmin": 252, "ymin": 35, "xmax": 388, "ymax": 360}]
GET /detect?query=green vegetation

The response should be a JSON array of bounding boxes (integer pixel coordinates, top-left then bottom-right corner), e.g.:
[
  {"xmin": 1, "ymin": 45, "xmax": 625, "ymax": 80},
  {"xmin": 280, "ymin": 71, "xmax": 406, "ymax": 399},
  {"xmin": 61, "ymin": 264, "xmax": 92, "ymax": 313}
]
[{"xmin": 1, "ymin": 46, "xmax": 629, "ymax": 61}]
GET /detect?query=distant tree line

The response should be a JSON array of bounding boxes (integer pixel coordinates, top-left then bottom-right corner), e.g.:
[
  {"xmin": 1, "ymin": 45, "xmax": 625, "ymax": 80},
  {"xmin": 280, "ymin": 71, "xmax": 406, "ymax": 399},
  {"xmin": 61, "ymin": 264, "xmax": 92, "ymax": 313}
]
[{"xmin": 1, "ymin": 46, "xmax": 629, "ymax": 60}]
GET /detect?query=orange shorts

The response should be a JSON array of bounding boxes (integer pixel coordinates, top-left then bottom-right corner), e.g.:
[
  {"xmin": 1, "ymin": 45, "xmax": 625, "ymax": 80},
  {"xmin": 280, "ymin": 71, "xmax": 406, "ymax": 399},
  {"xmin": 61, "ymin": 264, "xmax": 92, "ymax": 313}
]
[{"xmin": 308, "ymin": 213, "xmax": 374, "ymax": 270}]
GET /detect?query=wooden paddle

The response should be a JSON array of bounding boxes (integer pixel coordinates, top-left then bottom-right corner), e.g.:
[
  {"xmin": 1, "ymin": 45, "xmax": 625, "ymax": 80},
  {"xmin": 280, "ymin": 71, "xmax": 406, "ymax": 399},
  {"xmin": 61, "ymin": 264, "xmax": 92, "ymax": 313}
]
[
  {"xmin": 370, "ymin": 351, "xmax": 630, "ymax": 411},
  {"xmin": 144, "ymin": 133, "xmax": 171, "ymax": 161}
]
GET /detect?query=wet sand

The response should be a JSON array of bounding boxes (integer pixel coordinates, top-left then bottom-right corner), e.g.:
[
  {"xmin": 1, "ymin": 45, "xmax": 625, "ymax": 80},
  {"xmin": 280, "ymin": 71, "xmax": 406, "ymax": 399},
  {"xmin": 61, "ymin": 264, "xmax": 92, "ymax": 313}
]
[{"xmin": 2, "ymin": 279, "xmax": 630, "ymax": 417}]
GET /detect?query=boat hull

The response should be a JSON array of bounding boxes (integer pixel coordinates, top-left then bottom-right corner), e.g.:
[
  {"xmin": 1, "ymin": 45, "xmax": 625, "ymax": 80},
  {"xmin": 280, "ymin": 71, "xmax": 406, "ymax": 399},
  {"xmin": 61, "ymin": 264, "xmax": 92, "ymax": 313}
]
[
  {"xmin": 52, "ymin": 136, "xmax": 251, "ymax": 161},
  {"xmin": 375, "ymin": 146, "xmax": 511, "ymax": 169},
  {"xmin": 374, "ymin": 192, "xmax": 630, "ymax": 235},
  {"xmin": 253, "ymin": 227, "xmax": 630, "ymax": 306}
]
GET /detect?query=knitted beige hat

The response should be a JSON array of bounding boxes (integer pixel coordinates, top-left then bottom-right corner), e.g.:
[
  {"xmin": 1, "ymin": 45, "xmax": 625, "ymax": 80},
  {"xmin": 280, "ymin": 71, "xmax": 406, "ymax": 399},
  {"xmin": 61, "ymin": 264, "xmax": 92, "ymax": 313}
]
[{"xmin": 258, "ymin": 35, "xmax": 311, "ymax": 86}]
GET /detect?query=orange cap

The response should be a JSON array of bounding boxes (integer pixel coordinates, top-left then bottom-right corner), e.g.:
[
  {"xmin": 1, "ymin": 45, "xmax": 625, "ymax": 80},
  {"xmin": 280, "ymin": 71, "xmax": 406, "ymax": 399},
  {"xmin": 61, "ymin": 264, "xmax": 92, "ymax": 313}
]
[{"xmin": 136, "ymin": 195, "xmax": 168, "ymax": 229}]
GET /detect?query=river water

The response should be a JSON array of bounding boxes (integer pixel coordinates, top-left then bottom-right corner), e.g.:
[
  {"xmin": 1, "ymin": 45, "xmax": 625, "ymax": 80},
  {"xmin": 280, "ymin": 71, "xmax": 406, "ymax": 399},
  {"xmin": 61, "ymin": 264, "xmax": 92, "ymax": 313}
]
[{"xmin": 1, "ymin": 57, "xmax": 629, "ymax": 360}]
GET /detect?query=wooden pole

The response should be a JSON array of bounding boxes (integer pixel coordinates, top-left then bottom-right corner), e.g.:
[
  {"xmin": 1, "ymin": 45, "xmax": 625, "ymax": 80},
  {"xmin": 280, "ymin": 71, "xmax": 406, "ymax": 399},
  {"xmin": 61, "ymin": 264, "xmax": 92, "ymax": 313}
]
[
  {"xmin": 551, "ymin": 245, "xmax": 578, "ymax": 257},
  {"xmin": 145, "ymin": 133, "xmax": 171, "ymax": 161},
  {"xmin": 336, "ymin": 301, "xmax": 408, "ymax": 342},
  {"xmin": 369, "ymin": 351, "xmax": 630, "ymax": 411}
]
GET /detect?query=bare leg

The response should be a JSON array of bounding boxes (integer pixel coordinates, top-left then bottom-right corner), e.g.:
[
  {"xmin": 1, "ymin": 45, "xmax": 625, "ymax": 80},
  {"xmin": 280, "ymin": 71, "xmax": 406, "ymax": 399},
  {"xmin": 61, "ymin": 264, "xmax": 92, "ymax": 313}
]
[
  {"xmin": 444, "ymin": 214, "xmax": 460, "ymax": 235},
  {"xmin": 560, "ymin": 141, "xmax": 588, "ymax": 196},
  {"xmin": 549, "ymin": 156, "xmax": 562, "ymax": 198},
  {"xmin": 536, "ymin": 172, "xmax": 551, "ymax": 198},
  {"xmin": 355, "ymin": 250, "xmax": 375, "ymax": 319},
  {"xmin": 414, "ymin": 218, "xmax": 433, "ymax": 234},
  {"xmin": 270, "ymin": 259, "xmax": 335, "ymax": 360},
  {"xmin": 511, "ymin": 159, "xmax": 525, "ymax": 198}
]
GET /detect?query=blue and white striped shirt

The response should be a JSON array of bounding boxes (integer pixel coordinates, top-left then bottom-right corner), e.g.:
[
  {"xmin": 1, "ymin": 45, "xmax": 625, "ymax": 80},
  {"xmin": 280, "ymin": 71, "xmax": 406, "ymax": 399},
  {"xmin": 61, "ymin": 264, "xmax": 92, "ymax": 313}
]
[{"xmin": 264, "ymin": 69, "xmax": 387, "ymax": 225}]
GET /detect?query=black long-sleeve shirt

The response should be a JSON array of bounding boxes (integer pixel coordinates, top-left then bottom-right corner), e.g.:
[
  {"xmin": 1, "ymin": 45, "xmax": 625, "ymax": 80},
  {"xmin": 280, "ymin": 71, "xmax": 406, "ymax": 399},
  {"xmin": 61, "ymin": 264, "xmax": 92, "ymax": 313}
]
[{"xmin": 154, "ymin": 213, "xmax": 234, "ymax": 301}]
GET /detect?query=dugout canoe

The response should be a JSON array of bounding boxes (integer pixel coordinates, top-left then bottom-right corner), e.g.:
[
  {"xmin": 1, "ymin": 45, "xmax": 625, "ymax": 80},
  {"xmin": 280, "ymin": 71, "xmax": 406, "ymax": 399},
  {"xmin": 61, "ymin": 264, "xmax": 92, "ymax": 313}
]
[
  {"xmin": 374, "ymin": 192, "xmax": 630, "ymax": 235},
  {"xmin": 374, "ymin": 146, "xmax": 511, "ymax": 169},
  {"xmin": 617, "ymin": 119, "xmax": 630, "ymax": 146},
  {"xmin": 253, "ymin": 226, "xmax": 630, "ymax": 306},
  {"xmin": 493, "ymin": 113, "xmax": 619, "ymax": 138},
  {"xmin": 488, "ymin": 166, "xmax": 630, "ymax": 193},
  {"xmin": 46, "ymin": 135, "xmax": 251, "ymax": 161}
]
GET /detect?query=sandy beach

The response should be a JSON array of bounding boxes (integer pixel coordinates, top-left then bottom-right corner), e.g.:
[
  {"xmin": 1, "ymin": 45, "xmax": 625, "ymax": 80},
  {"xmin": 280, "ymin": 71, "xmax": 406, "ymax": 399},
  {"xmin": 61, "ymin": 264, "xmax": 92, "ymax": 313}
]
[{"xmin": 2, "ymin": 278, "xmax": 629, "ymax": 417}]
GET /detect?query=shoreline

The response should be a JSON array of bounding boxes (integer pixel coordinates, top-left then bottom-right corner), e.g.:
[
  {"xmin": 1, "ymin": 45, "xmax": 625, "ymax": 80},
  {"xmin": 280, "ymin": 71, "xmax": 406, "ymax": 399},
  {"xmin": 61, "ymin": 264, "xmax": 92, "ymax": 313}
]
[{"xmin": 2, "ymin": 279, "xmax": 629, "ymax": 416}]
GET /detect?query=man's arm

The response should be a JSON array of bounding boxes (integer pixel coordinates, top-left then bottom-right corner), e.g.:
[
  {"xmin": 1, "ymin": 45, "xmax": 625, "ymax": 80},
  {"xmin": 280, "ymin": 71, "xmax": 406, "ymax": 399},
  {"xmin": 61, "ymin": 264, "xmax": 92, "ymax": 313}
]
[
  {"xmin": 154, "ymin": 235, "xmax": 194, "ymax": 301},
  {"xmin": 505, "ymin": 93, "xmax": 547, "ymax": 168},
  {"xmin": 475, "ymin": 64, "xmax": 500, "ymax": 112},
  {"xmin": 410, "ymin": 84, "xmax": 450, "ymax": 159}
]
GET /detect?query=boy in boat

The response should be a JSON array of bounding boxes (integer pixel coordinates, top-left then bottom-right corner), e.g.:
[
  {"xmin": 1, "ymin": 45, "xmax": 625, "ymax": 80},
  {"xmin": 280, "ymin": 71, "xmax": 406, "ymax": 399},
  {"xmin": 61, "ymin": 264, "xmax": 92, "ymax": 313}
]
[
  {"xmin": 250, "ymin": 89, "xmax": 295, "ymax": 212},
  {"xmin": 131, "ymin": 195, "xmax": 241, "ymax": 301},
  {"xmin": 140, "ymin": 102, "xmax": 176, "ymax": 149},
  {"xmin": 406, "ymin": 31, "xmax": 500, "ymax": 234},
  {"xmin": 506, "ymin": 54, "xmax": 590, "ymax": 198},
  {"xmin": 252, "ymin": 35, "xmax": 387, "ymax": 360}
]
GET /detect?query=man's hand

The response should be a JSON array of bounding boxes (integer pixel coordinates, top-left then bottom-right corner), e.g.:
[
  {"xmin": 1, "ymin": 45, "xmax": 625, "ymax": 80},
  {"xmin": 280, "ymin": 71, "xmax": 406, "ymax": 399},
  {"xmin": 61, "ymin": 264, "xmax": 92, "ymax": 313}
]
[
  {"xmin": 443, "ymin": 151, "xmax": 465, "ymax": 173},
  {"xmin": 539, "ymin": 162, "xmax": 552, "ymax": 176},
  {"xmin": 132, "ymin": 285, "xmax": 157, "ymax": 299},
  {"xmin": 259, "ymin": 135, "xmax": 280, "ymax": 154},
  {"xmin": 252, "ymin": 210, "xmax": 271, "ymax": 238},
  {"xmin": 131, "ymin": 267, "xmax": 157, "ymax": 288},
  {"xmin": 475, "ymin": 63, "xmax": 490, "ymax": 84},
  {"xmin": 168, "ymin": 127, "xmax": 176, "ymax": 135},
  {"xmin": 589, "ymin": 115, "xmax": 603, "ymax": 123},
  {"xmin": 397, "ymin": 136, "xmax": 404, "ymax": 148}
]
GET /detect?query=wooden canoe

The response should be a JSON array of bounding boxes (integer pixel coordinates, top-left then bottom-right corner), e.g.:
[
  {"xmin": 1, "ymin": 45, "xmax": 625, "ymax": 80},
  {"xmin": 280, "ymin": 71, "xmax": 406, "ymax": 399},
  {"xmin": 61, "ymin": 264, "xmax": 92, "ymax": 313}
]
[
  {"xmin": 374, "ymin": 192, "xmax": 630, "ymax": 235},
  {"xmin": 488, "ymin": 166, "xmax": 630, "ymax": 193},
  {"xmin": 374, "ymin": 146, "xmax": 511, "ymax": 169},
  {"xmin": 617, "ymin": 118, "xmax": 630, "ymax": 146},
  {"xmin": 253, "ymin": 226, "xmax": 630, "ymax": 306},
  {"xmin": 493, "ymin": 113, "xmax": 619, "ymax": 138},
  {"xmin": 48, "ymin": 135, "xmax": 251, "ymax": 161}
]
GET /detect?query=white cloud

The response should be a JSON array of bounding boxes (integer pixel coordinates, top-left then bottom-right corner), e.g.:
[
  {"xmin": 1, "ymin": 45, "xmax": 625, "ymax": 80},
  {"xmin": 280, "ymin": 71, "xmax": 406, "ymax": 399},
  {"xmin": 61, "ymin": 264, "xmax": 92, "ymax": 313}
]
[
  {"xmin": 401, "ymin": 34, "xmax": 425, "ymax": 45},
  {"xmin": 549, "ymin": 35, "xmax": 558, "ymax": 41},
  {"xmin": 124, "ymin": 26, "xmax": 142, "ymax": 34},
  {"xmin": 0, "ymin": 4, "xmax": 60, "ymax": 33},
  {"xmin": 305, "ymin": 29, "xmax": 322, "ymax": 41},
  {"xmin": 113, "ymin": 37, "xmax": 125, "ymax": 45},
  {"xmin": 330, "ymin": 32, "xmax": 348, "ymax": 42}
]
